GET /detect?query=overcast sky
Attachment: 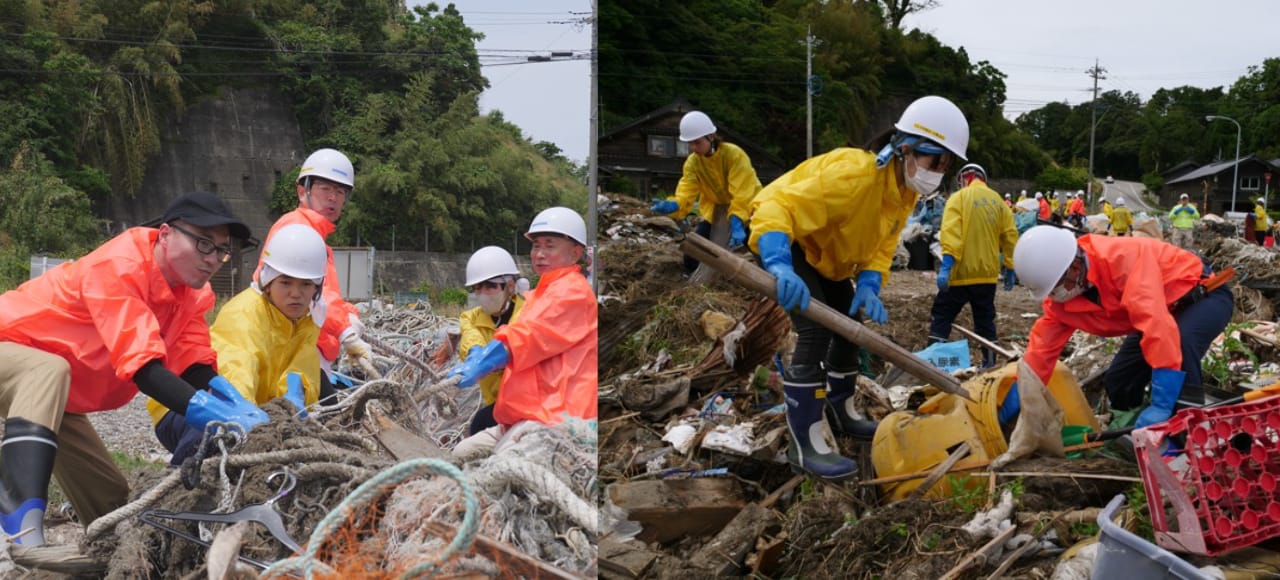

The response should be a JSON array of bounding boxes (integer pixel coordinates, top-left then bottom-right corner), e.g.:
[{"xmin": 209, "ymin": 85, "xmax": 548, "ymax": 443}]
[
  {"xmin": 408, "ymin": 1, "xmax": 592, "ymax": 163},
  {"xmin": 905, "ymin": 1, "xmax": 1280, "ymax": 120}
]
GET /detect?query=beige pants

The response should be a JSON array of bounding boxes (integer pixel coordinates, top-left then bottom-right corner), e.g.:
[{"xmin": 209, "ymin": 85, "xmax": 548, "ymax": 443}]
[
  {"xmin": 0, "ymin": 342, "xmax": 129, "ymax": 525},
  {"xmin": 451, "ymin": 425, "xmax": 503, "ymax": 460},
  {"xmin": 1172, "ymin": 227, "xmax": 1194, "ymax": 249}
]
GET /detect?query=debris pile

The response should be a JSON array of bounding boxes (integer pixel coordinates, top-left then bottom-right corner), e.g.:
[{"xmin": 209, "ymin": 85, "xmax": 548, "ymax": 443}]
[{"xmin": 597, "ymin": 192, "xmax": 1280, "ymax": 578}]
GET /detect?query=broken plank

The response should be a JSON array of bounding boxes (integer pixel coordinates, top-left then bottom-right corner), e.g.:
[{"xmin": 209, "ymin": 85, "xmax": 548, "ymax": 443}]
[
  {"xmin": 11, "ymin": 543, "xmax": 107, "ymax": 575},
  {"xmin": 599, "ymin": 537, "xmax": 661, "ymax": 579},
  {"xmin": 364, "ymin": 406, "xmax": 451, "ymax": 461},
  {"xmin": 688, "ymin": 502, "xmax": 780, "ymax": 575},
  {"xmin": 608, "ymin": 478, "xmax": 745, "ymax": 544},
  {"xmin": 422, "ymin": 521, "xmax": 579, "ymax": 580}
]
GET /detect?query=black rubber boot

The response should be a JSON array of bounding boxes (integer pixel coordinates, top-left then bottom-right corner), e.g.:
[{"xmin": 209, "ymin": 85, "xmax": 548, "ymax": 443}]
[
  {"xmin": 823, "ymin": 369, "xmax": 880, "ymax": 440},
  {"xmin": 783, "ymin": 367, "xmax": 858, "ymax": 480},
  {"xmin": 1, "ymin": 418, "xmax": 57, "ymax": 546}
]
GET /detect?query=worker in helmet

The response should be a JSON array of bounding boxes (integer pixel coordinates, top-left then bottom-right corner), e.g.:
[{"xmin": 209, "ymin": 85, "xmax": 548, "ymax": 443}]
[
  {"xmin": 1010, "ymin": 226, "xmax": 1233, "ymax": 431},
  {"xmin": 1111, "ymin": 197, "xmax": 1132, "ymax": 236},
  {"xmin": 457, "ymin": 246, "xmax": 526, "ymax": 436},
  {"xmin": 749, "ymin": 95, "xmax": 969, "ymax": 480},
  {"xmin": 930, "ymin": 164, "xmax": 1019, "ymax": 369},
  {"xmin": 1004, "ymin": 193, "xmax": 1013, "ymax": 208},
  {"xmin": 1035, "ymin": 191, "xmax": 1052, "ymax": 221},
  {"xmin": 1067, "ymin": 190, "xmax": 1087, "ymax": 229},
  {"xmin": 650, "ymin": 110, "xmax": 763, "ymax": 272},
  {"xmin": 256, "ymin": 149, "xmax": 371, "ymax": 387},
  {"xmin": 447, "ymin": 207, "xmax": 597, "ymax": 458},
  {"xmin": 0, "ymin": 192, "xmax": 267, "ymax": 546},
  {"xmin": 149, "ymin": 223, "xmax": 333, "ymax": 465},
  {"xmin": 1100, "ymin": 198, "xmax": 1114, "ymax": 229},
  {"xmin": 1253, "ymin": 197, "xmax": 1270, "ymax": 245},
  {"xmin": 1168, "ymin": 193, "xmax": 1199, "ymax": 249},
  {"xmin": 1016, "ymin": 190, "xmax": 1027, "ymax": 204}
]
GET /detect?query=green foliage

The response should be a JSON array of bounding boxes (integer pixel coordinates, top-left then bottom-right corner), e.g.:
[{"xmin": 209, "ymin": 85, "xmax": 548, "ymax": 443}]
[
  {"xmin": 1141, "ymin": 171, "xmax": 1166, "ymax": 197},
  {"xmin": 606, "ymin": 175, "xmax": 637, "ymax": 197},
  {"xmin": 1125, "ymin": 483, "xmax": 1155, "ymax": 541},
  {"xmin": 1202, "ymin": 322, "xmax": 1258, "ymax": 389},
  {"xmin": 1035, "ymin": 165, "xmax": 1090, "ymax": 193},
  {"xmin": 436, "ymin": 287, "xmax": 468, "ymax": 306}
]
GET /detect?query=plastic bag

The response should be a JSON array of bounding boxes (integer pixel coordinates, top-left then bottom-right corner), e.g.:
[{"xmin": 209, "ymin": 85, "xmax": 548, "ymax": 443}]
[{"xmin": 914, "ymin": 339, "xmax": 971, "ymax": 373}]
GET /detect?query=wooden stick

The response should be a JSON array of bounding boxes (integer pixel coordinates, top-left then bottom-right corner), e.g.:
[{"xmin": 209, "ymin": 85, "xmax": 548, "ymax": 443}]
[
  {"xmin": 939, "ymin": 524, "xmax": 1018, "ymax": 580},
  {"xmin": 857, "ymin": 441, "xmax": 1105, "ymax": 487},
  {"xmin": 987, "ymin": 511, "xmax": 1065, "ymax": 579},
  {"xmin": 760, "ymin": 475, "xmax": 805, "ymax": 509},
  {"xmin": 973, "ymin": 471, "xmax": 1141, "ymax": 483},
  {"xmin": 907, "ymin": 443, "xmax": 971, "ymax": 501},
  {"xmin": 10, "ymin": 544, "xmax": 107, "ymax": 575},
  {"xmin": 1241, "ymin": 327, "xmax": 1280, "ymax": 347},
  {"xmin": 953, "ymin": 326, "xmax": 1016, "ymax": 360},
  {"xmin": 681, "ymin": 233, "xmax": 972, "ymax": 401},
  {"xmin": 688, "ymin": 203, "xmax": 731, "ymax": 285},
  {"xmin": 422, "ymin": 521, "xmax": 580, "ymax": 580},
  {"xmin": 601, "ymin": 411, "xmax": 641, "ymax": 425}
]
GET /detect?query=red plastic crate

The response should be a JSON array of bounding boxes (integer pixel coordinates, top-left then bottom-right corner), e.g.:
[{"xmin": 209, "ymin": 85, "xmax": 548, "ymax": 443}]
[{"xmin": 1133, "ymin": 395, "xmax": 1280, "ymax": 556}]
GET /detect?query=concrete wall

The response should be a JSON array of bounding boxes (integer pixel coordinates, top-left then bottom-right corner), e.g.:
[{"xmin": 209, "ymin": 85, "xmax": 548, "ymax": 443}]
[
  {"xmin": 374, "ymin": 250, "xmax": 534, "ymax": 292},
  {"xmin": 102, "ymin": 86, "xmax": 308, "ymax": 293}
]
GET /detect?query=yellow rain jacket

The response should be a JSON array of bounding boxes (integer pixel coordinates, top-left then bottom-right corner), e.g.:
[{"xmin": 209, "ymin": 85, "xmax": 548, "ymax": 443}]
[
  {"xmin": 668, "ymin": 142, "xmax": 762, "ymax": 223},
  {"xmin": 749, "ymin": 148, "xmax": 916, "ymax": 281},
  {"xmin": 1111, "ymin": 206, "xmax": 1132, "ymax": 234},
  {"xmin": 1255, "ymin": 203, "xmax": 1270, "ymax": 232},
  {"xmin": 1101, "ymin": 201, "xmax": 1113, "ymax": 221},
  {"xmin": 147, "ymin": 287, "xmax": 322, "ymax": 425},
  {"xmin": 939, "ymin": 179, "xmax": 1018, "ymax": 286},
  {"xmin": 458, "ymin": 295, "xmax": 526, "ymax": 406}
]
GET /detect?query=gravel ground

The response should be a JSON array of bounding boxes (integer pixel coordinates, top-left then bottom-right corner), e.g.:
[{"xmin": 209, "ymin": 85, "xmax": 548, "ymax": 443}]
[{"xmin": 86, "ymin": 393, "xmax": 173, "ymax": 464}]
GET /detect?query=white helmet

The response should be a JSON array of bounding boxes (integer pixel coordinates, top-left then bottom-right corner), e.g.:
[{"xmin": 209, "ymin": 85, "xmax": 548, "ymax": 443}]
[
  {"xmin": 1013, "ymin": 226, "xmax": 1078, "ymax": 300},
  {"xmin": 526, "ymin": 207, "xmax": 587, "ymax": 246},
  {"xmin": 299, "ymin": 148, "xmax": 355, "ymax": 189},
  {"xmin": 894, "ymin": 95, "xmax": 969, "ymax": 159},
  {"xmin": 679, "ymin": 111, "xmax": 717, "ymax": 142},
  {"xmin": 465, "ymin": 246, "xmax": 520, "ymax": 287},
  {"xmin": 1115, "ymin": 197, "xmax": 1125, "ymax": 206},
  {"xmin": 1034, "ymin": 192, "xmax": 1043, "ymax": 199},
  {"xmin": 957, "ymin": 163, "xmax": 986, "ymax": 186},
  {"xmin": 260, "ymin": 224, "xmax": 327, "ymax": 287}
]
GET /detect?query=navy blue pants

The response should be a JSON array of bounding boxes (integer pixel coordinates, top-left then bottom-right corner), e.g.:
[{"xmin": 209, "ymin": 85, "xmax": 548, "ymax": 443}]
[
  {"xmin": 928, "ymin": 283, "xmax": 998, "ymax": 347},
  {"xmin": 1104, "ymin": 284, "xmax": 1234, "ymax": 410},
  {"xmin": 683, "ymin": 221, "xmax": 714, "ymax": 273},
  {"xmin": 780, "ymin": 243, "xmax": 861, "ymax": 382},
  {"xmin": 155, "ymin": 411, "xmax": 204, "ymax": 467}
]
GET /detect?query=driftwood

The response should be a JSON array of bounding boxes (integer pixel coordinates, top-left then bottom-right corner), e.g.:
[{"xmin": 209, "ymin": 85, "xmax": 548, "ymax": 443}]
[
  {"xmin": 953, "ymin": 326, "xmax": 1017, "ymax": 360},
  {"xmin": 688, "ymin": 203, "xmax": 732, "ymax": 285},
  {"xmin": 422, "ymin": 521, "xmax": 580, "ymax": 580},
  {"xmin": 681, "ymin": 233, "xmax": 971, "ymax": 401},
  {"xmin": 10, "ymin": 544, "xmax": 107, "ymax": 575},
  {"xmin": 858, "ymin": 441, "xmax": 1105, "ymax": 487},
  {"xmin": 938, "ymin": 523, "xmax": 1019, "ymax": 580}
]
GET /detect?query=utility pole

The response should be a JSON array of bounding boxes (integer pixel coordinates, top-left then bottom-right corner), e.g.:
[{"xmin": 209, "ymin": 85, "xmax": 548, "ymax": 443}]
[
  {"xmin": 1086, "ymin": 59, "xmax": 1106, "ymax": 209},
  {"xmin": 805, "ymin": 25, "xmax": 815, "ymax": 159},
  {"xmin": 586, "ymin": 0, "xmax": 599, "ymax": 294}
]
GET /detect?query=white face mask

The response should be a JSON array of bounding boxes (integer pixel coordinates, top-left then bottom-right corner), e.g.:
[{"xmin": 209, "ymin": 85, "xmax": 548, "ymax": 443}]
[
  {"xmin": 476, "ymin": 292, "xmax": 509, "ymax": 316},
  {"xmin": 1049, "ymin": 284, "xmax": 1086, "ymax": 302},
  {"xmin": 905, "ymin": 159, "xmax": 945, "ymax": 195}
]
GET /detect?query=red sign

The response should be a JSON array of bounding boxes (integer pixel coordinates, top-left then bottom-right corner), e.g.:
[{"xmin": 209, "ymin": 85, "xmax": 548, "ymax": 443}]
[{"xmin": 1267, "ymin": 172, "xmax": 1273, "ymax": 184}]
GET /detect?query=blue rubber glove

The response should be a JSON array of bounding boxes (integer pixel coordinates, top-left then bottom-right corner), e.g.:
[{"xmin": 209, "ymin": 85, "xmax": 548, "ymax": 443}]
[
  {"xmin": 649, "ymin": 199, "xmax": 679, "ymax": 215},
  {"xmin": 937, "ymin": 255, "xmax": 955, "ymax": 291},
  {"xmin": 757, "ymin": 231, "xmax": 809, "ymax": 311},
  {"xmin": 998, "ymin": 382, "xmax": 1021, "ymax": 425},
  {"xmin": 1002, "ymin": 266, "xmax": 1017, "ymax": 291},
  {"xmin": 851, "ymin": 270, "xmax": 887, "ymax": 324},
  {"xmin": 1136, "ymin": 368, "xmax": 1186, "ymax": 428},
  {"xmin": 729, "ymin": 215, "xmax": 747, "ymax": 248},
  {"xmin": 284, "ymin": 372, "xmax": 308, "ymax": 418},
  {"xmin": 186, "ymin": 375, "xmax": 270, "ymax": 432},
  {"xmin": 448, "ymin": 339, "xmax": 510, "ymax": 388}
]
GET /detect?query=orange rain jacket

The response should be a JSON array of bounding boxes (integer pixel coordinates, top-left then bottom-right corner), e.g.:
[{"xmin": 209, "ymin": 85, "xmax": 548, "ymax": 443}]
[
  {"xmin": 1023, "ymin": 235, "xmax": 1204, "ymax": 385},
  {"xmin": 492, "ymin": 266, "xmax": 598, "ymax": 427},
  {"xmin": 0, "ymin": 228, "xmax": 217, "ymax": 413},
  {"xmin": 1037, "ymin": 198, "xmax": 1052, "ymax": 220},
  {"xmin": 1068, "ymin": 197, "xmax": 1086, "ymax": 217},
  {"xmin": 256, "ymin": 208, "xmax": 359, "ymax": 362}
]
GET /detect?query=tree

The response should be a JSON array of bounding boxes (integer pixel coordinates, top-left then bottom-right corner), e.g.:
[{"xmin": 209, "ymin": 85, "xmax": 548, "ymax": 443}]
[{"xmin": 877, "ymin": 0, "xmax": 940, "ymax": 31}]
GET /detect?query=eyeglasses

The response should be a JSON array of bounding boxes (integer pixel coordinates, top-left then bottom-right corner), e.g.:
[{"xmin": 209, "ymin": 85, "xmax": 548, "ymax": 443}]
[
  {"xmin": 309, "ymin": 180, "xmax": 350, "ymax": 199},
  {"xmin": 169, "ymin": 223, "xmax": 233, "ymax": 263},
  {"xmin": 469, "ymin": 280, "xmax": 505, "ymax": 292}
]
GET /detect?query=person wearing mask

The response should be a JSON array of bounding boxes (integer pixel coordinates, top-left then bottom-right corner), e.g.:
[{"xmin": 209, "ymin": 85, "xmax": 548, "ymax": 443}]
[
  {"xmin": 457, "ymin": 246, "xmax": 525, "ymax": 436},
  {"xmin": 930, "ymin": 164, "xmax": 1019, "ymax": 369},
  {"xmin": 258, "ymin": 148, "xmax": 371, "ymax": 385},
  {"xmin": 649, "ymin": 111, "xmax": 763, "ymax": 272},
  {"xmin": 1168, "ymin": 193, "xmax": 1200, "ymax": 249},
  {"xmin": 447, "ymin": 208, "xmax": 597, "ymax": 458},
  {"xmin": 1254, "ymin": 197, "xmax": 1270, "ymax": 246},
  {"xmin": 149, "ymin": 223, "xmax": 333, "ymax": 465},
  {"xmin": 0, "ymin": 192, "xmax": 268, "ymax": 545},
  {"xmin": 1010, "ymin": 226, "xmax": 1233, "ymax": 431},
  {"xmin": 1111, "ymin": 197, "xmax": 1133, "ymax": 236},
  {"xmin": 749, "ymin": 95, "xmax": 969, "ymax": 480}
]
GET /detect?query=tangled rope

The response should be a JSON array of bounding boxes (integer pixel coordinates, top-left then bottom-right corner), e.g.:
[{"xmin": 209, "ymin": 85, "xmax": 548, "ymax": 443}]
[
  {"xmin": 471, "ymin": 455, "xmax": 599, "ymax": 535},
  {"xmin": 260, "ymin": 458, "xmax": 479, "ymax": 579}
]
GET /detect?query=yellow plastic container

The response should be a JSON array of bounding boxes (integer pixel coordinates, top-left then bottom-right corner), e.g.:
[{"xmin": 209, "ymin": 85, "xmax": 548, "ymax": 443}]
[{"xmin": 871, "ymin": 361, "xmax": 1100, "ymax": 501}]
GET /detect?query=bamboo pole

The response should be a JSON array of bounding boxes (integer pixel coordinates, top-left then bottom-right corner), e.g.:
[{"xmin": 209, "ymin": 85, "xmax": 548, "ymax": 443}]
[{"xmin": 681, "ymin": 233, "xmax": 970, "ymax": 400}]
